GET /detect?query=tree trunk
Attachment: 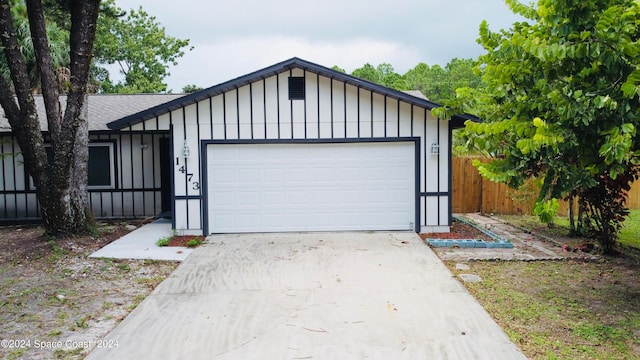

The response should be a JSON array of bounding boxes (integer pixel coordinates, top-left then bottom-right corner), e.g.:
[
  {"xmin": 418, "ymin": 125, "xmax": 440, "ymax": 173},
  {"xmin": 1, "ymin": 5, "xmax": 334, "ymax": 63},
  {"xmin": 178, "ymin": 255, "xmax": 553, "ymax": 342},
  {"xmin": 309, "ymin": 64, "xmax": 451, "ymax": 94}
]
[
  {"xmin": 0, "ymin": 0, "xmax": 101, "ymax": 237},
  {"xmin": 568, "ymin": 195, "xmax": 575, "ymax": 234},
  {"xmin": 41, "ymin": 102, "xmax": 93, "ymax": 235}
]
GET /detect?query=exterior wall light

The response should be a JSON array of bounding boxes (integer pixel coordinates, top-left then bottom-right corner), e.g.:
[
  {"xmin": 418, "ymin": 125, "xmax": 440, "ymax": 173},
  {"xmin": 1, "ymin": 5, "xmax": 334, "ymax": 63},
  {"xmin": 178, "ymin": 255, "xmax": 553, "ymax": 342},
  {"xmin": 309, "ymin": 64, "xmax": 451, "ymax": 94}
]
[
  {"xmin": 431, "ymin": 142, "xmax": 440, "ymax": 155},
  {"xmin": 182, "ymin": 142, "xmax": 190, "ymax": 158}
]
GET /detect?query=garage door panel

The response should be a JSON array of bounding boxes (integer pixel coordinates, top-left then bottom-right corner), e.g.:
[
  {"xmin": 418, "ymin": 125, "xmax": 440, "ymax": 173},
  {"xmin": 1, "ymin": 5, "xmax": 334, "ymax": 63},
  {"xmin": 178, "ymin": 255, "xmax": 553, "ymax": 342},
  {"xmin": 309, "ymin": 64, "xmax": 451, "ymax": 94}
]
[
  {"xmin": 285, "ymin": 191, "xmax": 309, "ymax": 204},
  {"xmin": 215, "ymin": 214, "xmax": 235, "ymax": 225},
  {"xmin": 263, "ymin": 191, "xmax": 285, "ymax": 205},
  {"xmin": 213, "ymin": 146, "xmax": 236, "ymax": 160},
  {"xmin": 263, "ymin": 169, "xmax": 285, "ymax": 182},
  {"xmin": 213, "ymin": 193, "xmax": 236, "ymax": 206},
  {"xmin": 211, "ymin": 169, "xmax": 235, "ymax": 182},
  {"xmin": 237, "ymin": 169, "xmax": 260, "ymax": 182},
  {"xmin": 237, "ymin": 191, "xmax": 259, "ymax": 205},
  {"xmin": 207, "ymin": 142, "xmax": 415, "ymax": 233}
]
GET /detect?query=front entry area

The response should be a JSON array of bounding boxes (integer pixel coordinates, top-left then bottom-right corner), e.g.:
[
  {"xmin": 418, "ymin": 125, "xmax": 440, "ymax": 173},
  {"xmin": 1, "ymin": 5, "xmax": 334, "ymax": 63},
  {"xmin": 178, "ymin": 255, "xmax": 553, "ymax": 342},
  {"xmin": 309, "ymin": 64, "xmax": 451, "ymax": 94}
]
[{"xmin": 204, "ymin": 141, "xmax": 417, "ymax": 234}]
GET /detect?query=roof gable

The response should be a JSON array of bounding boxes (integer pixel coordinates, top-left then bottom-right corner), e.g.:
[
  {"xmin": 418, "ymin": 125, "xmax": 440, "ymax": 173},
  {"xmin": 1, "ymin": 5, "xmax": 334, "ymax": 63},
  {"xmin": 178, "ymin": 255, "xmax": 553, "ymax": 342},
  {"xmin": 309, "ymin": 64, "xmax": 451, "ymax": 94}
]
[{"xmin": 107, "ymin": 57, "xmax": 478, "ymax": 130}]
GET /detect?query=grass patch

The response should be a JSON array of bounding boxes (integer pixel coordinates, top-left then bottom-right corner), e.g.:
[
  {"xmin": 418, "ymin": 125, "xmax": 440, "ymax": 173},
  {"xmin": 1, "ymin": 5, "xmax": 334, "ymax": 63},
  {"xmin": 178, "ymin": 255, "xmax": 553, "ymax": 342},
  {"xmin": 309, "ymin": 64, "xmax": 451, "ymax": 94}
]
[
  {"xmin": 48, "ymin": 328, "xmax": 62, "ymax": 337},
  {"xmin": 618, "ymin": 209, "xmax": 640, "ymax": 249},
  {"xmin": 136, "ymin": 275, "xmax": 166, "ymax": 289},
  {"xmin": 448, "ymin": 260, "xmax": 640, "ymax": 359},
  {"xmin": 127, "ymin": 294, "xmax": 147, "ymax": 311},
  {"xmin": 76, "ymin": 317, "xmax": 89, "ymax": 329},
  {"xmin": 117, "ymin": 263, "xmax": 131, "ymax": 272},
  {"xmin": 6, "ymin": 349, "xmax": 26, "ymax": 360},
  {"xmin": 54, "ymin": 347, "xmax": 84, "ymax": 359}
]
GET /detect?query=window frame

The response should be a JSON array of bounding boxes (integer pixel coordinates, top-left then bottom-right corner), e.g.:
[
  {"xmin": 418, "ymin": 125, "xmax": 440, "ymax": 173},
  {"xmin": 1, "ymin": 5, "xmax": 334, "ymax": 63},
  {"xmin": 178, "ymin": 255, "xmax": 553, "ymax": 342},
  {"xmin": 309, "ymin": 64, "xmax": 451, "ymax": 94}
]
[
  {"xmin": 28, "ymin": 141, "xmax": 117, "ymax": 190},
  {"xmin": 86, "ymin": 141, "xmax": 117, "ymax": 190}
]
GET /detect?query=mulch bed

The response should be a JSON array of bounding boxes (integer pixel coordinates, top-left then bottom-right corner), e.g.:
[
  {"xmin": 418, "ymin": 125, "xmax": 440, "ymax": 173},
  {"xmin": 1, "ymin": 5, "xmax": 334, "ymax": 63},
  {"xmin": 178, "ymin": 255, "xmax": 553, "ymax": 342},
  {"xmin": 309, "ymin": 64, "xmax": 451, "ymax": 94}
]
[
  {"xmin": 420, "ymin": 219, "xmax": 495, "ymax": 242},
  {"xmin": 167, "ymin": 235, "xmax": 204, "ymax": 247}
]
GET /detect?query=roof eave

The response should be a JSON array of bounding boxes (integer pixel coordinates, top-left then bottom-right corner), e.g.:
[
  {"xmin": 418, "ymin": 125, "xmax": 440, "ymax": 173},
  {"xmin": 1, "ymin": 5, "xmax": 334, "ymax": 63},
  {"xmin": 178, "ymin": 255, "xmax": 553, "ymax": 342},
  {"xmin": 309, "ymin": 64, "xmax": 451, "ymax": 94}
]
[
  {"xmin": 450, "ymin": 113, "xmax": 481, "ymax": 129},
  {"xmin": 108, "ymin": 57, "xmax": 450, "ymax": 130}
]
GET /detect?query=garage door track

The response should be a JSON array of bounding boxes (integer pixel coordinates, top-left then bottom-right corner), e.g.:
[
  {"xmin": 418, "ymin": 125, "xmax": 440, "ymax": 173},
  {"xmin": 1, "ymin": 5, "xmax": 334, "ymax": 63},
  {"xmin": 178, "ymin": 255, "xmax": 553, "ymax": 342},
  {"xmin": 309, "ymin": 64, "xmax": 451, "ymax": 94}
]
[{"xmin": 87, "ymin": 232, "xmax": 526, "ymax": 359}]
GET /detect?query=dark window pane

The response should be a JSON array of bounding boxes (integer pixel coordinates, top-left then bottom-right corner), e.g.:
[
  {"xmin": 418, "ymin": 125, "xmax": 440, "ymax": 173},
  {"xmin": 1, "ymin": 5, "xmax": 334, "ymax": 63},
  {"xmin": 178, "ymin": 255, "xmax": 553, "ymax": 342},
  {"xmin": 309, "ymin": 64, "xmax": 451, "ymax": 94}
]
[
  {"xmin": 288, "ymin": 77, "xmax": 305, "ymax": 100},
  {"xmin": 88, "ymin": 146, "xmax": 112, "ymax": 187}
]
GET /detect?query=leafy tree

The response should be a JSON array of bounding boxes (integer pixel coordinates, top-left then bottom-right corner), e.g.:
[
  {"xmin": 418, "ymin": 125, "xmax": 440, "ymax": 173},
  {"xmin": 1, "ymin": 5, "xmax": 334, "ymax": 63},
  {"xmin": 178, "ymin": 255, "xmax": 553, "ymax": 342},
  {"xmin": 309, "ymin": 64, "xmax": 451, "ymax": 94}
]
[
  {"xmin": 351, "ymin": 63, "xmax": 380, "ymax": 83},
  {"xmin": 437, "ymin": 0, "xmax": 640, "ymax": 253},
  {"xmin": 404, "ymin": 59, "xmax": 482, "ymax": 103},
  {"xmin": 375, "ymin": 63, "xmax": 408, "ymax": 89},
  {"xmin": 7, "ymin": 0, "xmax": 190, "ymax": 94},
  {"xmin": 348, "ymin": 60, "xmax": 481, "ymax": 102},
  {"xmin": 0, "ymin": 1, "xmax": 69, "ymax": 91},
  {"xmin": 403, "ymin": 63, "xmax": 429, "ymax": 90},
  {"xmin": 0, "ymin": 0, "xmax": 101, "ymax": 236},
  {"xmin": 445, "ymin": 58, "xmax": 483, "ymax": 96},
  {"xmin": 41, "ymin": 0, "xmax": 121, "ymax": 92},
  {"xmin": 181, "ymin": 84, "xmax": 202, "ymax": 93},
  {"xmin": 350, "ymin": 63, "xmax": 408, "ymax": 90},
  {"xmin": 94, "ymin": 0, "xmax": 192, "ymax": 93},
  {"xmin": 404, "ymin": 63, "xmax": 447, "ymax": 101}
]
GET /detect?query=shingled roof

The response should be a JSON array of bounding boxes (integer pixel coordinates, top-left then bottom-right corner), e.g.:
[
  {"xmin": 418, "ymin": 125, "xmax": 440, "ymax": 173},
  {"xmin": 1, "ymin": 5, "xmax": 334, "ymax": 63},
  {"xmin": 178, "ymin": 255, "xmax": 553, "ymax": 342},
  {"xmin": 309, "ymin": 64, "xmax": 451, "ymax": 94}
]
[{"xmin": 0, "ymin": 93, "xmax": 183, "ymax": 132}]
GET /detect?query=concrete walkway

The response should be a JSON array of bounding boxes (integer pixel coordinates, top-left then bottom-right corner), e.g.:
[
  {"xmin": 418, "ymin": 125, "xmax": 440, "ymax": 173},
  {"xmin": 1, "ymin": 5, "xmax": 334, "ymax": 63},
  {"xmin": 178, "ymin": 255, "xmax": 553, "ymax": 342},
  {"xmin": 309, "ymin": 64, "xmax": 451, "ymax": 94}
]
[
  {"xmin": 89, "ymin": 218, "xmax": 193, "ymax": 261},
  {"xmin": 87, "ymin": 232, "xmax": 526, "ymax": 359}
]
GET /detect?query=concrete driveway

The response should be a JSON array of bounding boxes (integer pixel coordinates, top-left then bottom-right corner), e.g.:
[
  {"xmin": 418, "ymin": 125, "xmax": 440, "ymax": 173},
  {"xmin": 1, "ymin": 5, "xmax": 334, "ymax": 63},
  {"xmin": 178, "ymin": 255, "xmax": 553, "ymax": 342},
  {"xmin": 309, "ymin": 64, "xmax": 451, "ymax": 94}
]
[{"xmin": 87, "ymin": 232, "xmax": 526, "ymax": 359}]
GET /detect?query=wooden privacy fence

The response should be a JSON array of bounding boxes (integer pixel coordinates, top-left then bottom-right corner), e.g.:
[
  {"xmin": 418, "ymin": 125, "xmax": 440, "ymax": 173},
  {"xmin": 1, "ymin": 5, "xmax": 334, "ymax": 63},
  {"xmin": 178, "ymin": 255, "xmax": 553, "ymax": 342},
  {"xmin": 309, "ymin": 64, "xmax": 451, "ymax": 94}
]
[{"xmin": 451, "ymin": 157, "xmax": 640, "ymax": 215}]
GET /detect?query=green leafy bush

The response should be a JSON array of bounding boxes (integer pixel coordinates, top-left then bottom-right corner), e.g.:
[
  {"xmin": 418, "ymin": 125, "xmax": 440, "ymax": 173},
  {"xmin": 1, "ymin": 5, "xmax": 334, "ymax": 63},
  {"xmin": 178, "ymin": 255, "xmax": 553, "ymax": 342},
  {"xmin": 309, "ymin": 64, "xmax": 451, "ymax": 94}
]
[
  {"xmin": 186, "ymin": 237, "xmax": 203, "ymax": 248},
  {"xmin": 156, "ymin": 237, "xmax": 170, "ymax": 247},
  {"xmin": 533, "ymin": 198, "xmax": 560, "ymax": 225}
]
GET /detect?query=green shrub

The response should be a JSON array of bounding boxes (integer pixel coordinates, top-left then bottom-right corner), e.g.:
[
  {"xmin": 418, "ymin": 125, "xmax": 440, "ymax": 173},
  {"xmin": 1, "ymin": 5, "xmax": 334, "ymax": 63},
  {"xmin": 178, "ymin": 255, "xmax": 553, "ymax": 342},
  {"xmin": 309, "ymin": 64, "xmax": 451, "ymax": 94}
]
[
  {"xmin": 156, "ymin": 236, "xmax": 171, "ymax": 247},
  {"xmin": 186, "ymin": 237, "xmax": 203, "ymax": 248}
]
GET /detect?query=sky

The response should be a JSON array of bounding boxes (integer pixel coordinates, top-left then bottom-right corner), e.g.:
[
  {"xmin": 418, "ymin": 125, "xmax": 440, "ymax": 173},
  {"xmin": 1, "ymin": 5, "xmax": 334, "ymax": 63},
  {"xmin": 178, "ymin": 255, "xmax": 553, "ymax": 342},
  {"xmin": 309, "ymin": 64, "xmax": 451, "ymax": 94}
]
[{"xmin": 113, "ymin": 0, "xmax": 523, "ymax": 93}]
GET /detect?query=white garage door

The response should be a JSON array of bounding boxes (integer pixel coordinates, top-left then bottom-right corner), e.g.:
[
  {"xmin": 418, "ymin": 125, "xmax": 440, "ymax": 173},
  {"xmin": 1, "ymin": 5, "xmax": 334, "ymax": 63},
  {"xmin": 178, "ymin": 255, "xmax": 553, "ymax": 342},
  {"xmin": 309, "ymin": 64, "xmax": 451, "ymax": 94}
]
[{"xmin": 206, "ymin": 142, "xmax": 415, "ymax": 233}]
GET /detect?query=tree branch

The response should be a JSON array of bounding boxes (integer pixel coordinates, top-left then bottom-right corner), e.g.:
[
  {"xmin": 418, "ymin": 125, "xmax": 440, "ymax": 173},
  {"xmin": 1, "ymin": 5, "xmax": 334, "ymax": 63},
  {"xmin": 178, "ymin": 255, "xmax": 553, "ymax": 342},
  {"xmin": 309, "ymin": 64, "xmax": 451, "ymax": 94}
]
[
  {"xmin": 62, "ymin": 0, "xmax": 100, "ymax": 129},
  {"xmin": 0, "ymin": 1, "xmax": 34, "ymax": 109},
  {"xmin": 0, "ymin": 0, "xmax": 50, "ymax": 207},
  {"xmin": 49, "ymin": 0, "xmax": 100, "ymax": 195},
  {"xmin": 26, "ymin": 0, "xmax": 62, "ymax": 140}
]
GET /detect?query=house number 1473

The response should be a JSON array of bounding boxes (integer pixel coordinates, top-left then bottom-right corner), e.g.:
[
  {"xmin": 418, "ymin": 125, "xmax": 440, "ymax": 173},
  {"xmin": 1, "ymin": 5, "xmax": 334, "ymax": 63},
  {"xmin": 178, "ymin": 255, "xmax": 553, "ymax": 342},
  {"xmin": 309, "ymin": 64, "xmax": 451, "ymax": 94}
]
[{"xmin": 177, "ymin": 165, "xmax": 200, "ymax": 190}]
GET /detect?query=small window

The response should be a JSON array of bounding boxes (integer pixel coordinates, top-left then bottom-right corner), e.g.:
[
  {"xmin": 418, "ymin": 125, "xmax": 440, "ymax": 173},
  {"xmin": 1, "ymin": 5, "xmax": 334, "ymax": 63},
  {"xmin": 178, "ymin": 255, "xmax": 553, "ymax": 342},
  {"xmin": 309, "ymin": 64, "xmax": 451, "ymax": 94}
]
[
  {"xmin": 87, "ymin": 143, "xmax": 115, "ymax": 188},
  {"xmin": 30, "ymin": 142, "xmax": 116, "ymax": 190},
  {"xmin": 288, "ymin": 77, "xmax": 305, "ymax": 100}
]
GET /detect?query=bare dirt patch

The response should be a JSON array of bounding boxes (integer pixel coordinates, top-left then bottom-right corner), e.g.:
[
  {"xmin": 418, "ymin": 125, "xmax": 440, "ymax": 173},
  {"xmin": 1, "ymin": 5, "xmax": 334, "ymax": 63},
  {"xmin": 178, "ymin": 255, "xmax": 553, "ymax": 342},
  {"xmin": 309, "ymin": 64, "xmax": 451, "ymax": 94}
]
[{"xmin": 0, "ymin": 221, "xmax": 178, "ymax": 360}]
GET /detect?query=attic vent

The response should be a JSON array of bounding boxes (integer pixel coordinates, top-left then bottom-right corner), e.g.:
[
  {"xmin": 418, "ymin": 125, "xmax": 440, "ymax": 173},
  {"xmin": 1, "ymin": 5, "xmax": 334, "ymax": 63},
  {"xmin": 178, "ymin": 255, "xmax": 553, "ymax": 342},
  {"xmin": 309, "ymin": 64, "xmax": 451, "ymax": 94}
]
[{"xmin": 288, "ymin": 77, "xmax": 305, "ymax": 100}]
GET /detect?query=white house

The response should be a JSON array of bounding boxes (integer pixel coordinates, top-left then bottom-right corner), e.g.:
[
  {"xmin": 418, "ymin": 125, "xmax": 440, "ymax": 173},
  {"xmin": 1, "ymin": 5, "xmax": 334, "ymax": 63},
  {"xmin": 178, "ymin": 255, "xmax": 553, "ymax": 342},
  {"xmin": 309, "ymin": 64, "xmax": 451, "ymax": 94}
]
[{"xmin": 0, "ymin": 57, "xmax": 476, "ymax": 234}]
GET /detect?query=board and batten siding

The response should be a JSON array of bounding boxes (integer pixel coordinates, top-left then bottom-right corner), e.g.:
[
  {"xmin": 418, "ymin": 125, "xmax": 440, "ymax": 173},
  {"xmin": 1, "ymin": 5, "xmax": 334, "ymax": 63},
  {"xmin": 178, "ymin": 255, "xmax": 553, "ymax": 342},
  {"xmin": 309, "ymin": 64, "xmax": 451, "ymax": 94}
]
[
  {"xmin": 0, "ymin": 132, "xmax": 168, "ymax": 221},
  {"xmin": 124, "ymin": 68, "xmax": 450, "ymax": 234}
]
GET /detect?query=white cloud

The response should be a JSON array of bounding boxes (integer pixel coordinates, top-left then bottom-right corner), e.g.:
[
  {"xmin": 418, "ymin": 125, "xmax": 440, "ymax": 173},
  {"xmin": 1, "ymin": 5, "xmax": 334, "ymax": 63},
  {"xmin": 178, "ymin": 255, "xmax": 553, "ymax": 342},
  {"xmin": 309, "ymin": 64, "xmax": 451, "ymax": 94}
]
[
  {"xmin": 166, "ymin": 36, "xmax": 422, "ymax": 92},
  {"xmin": 114, "ymin": 0, "xmax": 524, "ymax": 92}
]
